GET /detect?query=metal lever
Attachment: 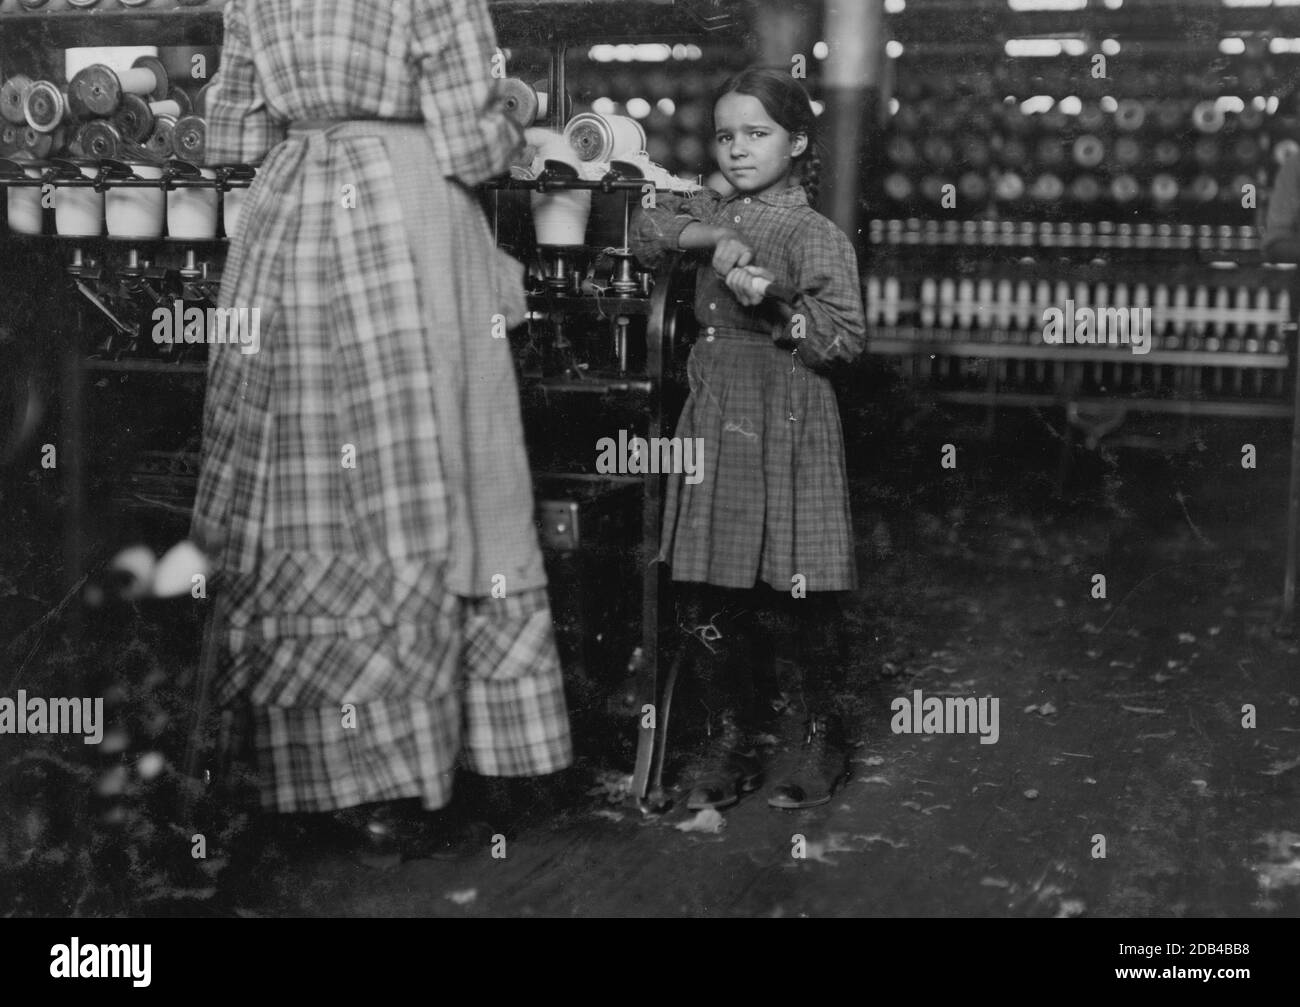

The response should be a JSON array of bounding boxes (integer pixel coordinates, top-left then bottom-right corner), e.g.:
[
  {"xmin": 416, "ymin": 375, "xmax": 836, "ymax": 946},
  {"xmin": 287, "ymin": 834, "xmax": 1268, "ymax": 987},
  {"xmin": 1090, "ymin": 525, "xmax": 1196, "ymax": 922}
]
[{"xmin": 74, "ymin": 280, "xmax": 135, "ymax": 338}]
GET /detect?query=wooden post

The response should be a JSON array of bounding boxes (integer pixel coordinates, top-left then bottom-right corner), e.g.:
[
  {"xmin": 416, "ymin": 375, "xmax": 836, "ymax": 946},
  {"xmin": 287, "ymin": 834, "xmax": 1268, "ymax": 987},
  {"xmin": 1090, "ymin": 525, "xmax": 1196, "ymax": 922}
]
[
  {"xmin": 821, "ymin": 0, "xmax": 885, "ymax": 245},
  {"xmin": 1282, "ymin": 309, "xmax": 1300, "ymax": 627},
  {"xmin": 751, "ymin": 0, "xmax": 818, "ymax": 67}
]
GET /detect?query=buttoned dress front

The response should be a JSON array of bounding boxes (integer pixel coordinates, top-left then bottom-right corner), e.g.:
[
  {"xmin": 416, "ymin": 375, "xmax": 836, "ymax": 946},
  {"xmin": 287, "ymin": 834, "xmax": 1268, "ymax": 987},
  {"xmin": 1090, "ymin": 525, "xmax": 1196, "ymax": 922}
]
[
  {"xmin": 630, "ymin": 185, "xmax": 867, "ymax": 592},
  {"xmin": 190, "ymin": 0, "xmax": 571, "ymax": 813}
]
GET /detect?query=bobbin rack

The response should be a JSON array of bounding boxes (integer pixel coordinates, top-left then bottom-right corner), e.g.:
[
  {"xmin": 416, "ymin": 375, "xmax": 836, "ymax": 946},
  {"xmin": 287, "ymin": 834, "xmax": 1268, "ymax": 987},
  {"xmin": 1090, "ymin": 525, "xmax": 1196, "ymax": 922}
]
[{"xmin": 861, "ymin": 0, "xmax": 1300, "ymax": 625}]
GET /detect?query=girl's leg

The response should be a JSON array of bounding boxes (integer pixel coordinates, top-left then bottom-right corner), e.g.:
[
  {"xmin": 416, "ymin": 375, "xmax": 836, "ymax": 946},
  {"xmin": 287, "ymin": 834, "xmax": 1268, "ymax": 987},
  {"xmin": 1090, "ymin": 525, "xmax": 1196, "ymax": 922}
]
[
  {"xmin": 675, "ymin": 583, "xmax": 754, "ymax": 725},
  {"xmin": 750, "ymin": 589, "xmax": 847, "ymax": 720},
  {"xmin": 674, "ymin": 583, "xmax": 764, "ymax": 810},
  {"xmin": 759, "ymin": 590, "xmax": 852, "ymax": 810}
]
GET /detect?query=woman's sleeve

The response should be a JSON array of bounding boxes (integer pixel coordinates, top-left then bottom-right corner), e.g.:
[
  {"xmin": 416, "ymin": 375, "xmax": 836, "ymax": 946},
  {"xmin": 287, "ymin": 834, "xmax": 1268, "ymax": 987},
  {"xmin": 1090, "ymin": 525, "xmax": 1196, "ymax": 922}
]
[
  {"xmin": 1263, "ymin": 155, "xmax": 1300, "ymax": 259},
  {"xmin": 205, "ymin": 0, "xmax": 284, "ymax": 165},
  {"xmin": 630, "ymin": 188, "xmax": 722, "ymax": 271},
  {"xmin": 766, "ymin": 219, "xmax": 867, "ymax": 370},
  {"xmin": 408, "ymin": 0, "xmax": 523, "ymax": 186}
]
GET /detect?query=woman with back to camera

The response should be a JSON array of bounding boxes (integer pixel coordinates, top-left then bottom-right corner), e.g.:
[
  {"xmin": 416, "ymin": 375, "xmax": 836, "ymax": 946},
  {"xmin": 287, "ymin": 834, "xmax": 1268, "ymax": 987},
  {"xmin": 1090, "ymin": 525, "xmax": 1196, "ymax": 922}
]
[{"xmin": 192, "ymin": 0, "xmax": 572, "ymax": 861}]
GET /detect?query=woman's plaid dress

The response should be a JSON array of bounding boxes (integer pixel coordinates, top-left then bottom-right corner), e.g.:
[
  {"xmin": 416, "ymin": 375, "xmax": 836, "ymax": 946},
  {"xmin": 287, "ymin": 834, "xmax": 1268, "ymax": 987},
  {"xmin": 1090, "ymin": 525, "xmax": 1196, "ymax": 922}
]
[
  {"xmin": 190, "ymin": 0, "xmax": 572, "ymax": 813},
  {"xmin": 631, "ymin": 185, "xmax": 866, "ymax": 592}
]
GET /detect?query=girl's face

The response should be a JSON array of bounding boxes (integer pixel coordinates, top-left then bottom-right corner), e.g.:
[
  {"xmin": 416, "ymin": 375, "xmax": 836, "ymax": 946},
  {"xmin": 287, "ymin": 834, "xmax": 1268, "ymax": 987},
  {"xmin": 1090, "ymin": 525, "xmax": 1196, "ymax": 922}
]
[{"xmin": 712, "ymin": 92, "xmax": 806, "ymax": 196}]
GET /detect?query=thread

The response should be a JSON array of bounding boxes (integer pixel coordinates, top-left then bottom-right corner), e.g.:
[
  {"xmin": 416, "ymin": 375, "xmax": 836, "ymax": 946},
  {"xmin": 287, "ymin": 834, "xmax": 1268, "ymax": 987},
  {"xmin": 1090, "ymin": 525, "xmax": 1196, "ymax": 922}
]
[
  {"xmin": 166, "ymin": 166, "xmax": 218, "ymax": 239},
  {"xmin": 222, "ymin": 186, "xmax": 249, "ymax": 238},
  {"xmin": 530, "ymin": 187, "xmax": 591, "ymax": 246},
  {"xmin": 564, "ymin": 113, "xmax": 645, "ymax": 163},
  {"xmin": 6, "ymin": 161, "xmax": 44, "ymax": 235},
  {"xmin": 54, "ymin": 163, "xmax": 104, "ymax": 238},
  {"xmin": 105, "ymin": 162, "xmax": 165, "ymax": 239}
]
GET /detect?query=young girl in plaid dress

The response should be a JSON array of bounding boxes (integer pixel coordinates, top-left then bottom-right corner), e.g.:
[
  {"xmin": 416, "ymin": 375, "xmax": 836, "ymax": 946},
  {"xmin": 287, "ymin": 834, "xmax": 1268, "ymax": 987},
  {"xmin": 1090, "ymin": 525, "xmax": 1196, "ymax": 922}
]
[{"xmin": 631, "ymin": 67, "xmax": 866, "ymax": 811}]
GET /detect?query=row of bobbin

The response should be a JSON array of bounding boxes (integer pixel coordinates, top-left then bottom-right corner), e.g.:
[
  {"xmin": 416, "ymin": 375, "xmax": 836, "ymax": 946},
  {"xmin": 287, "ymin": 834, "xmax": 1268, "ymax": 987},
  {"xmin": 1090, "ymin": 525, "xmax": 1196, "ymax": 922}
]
[{"xmin": 2, "ymin": 156, "xmax": 253, "ymax": 240}]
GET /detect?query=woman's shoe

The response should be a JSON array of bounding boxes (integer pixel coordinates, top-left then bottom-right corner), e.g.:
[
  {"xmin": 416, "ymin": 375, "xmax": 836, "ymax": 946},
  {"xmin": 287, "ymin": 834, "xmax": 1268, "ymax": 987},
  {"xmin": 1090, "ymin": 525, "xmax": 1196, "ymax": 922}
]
[
  {"xmin": 684, "ymin": 709, "xmax": 764, "ymax": 812},
  {"xmin": 398, "ymin": 814, "xmax": 497, "ymax": 862},
  {"xmin": 329, "ymin": 802, "xmax": 408, "ymax": 867},
  {"xmin": 766, "ymin": 713, "xmax": 848, "ymax": 810}
]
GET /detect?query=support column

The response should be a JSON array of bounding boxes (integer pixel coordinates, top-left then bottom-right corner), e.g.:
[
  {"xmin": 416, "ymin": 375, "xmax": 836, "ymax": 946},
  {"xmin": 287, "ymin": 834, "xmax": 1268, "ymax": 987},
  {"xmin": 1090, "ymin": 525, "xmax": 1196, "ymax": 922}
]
[{"xmin": 821, "ymin": 0, "xmax": 887, "ymax": 245}]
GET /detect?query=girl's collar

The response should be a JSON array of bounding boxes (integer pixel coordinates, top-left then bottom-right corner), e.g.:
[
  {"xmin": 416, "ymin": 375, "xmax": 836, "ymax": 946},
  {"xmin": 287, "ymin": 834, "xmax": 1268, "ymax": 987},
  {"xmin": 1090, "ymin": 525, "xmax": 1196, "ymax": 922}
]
[{"xmin": 723, "ymin": 184, "xmax": 808, "ymax": 207}]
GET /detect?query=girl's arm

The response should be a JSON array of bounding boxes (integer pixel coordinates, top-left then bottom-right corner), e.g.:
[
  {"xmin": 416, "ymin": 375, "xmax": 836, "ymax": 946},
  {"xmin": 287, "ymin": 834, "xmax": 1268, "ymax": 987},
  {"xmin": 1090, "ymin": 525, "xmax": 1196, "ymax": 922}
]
[
  {"xmin": 764, "ymin": 220, "xmax": 867, "ymax": 370},
  {"xmin": 630, "ymin": 189, "xmax": 727, "ymax": 271},
  {"xmin": 205, "ymin": 0, "xmax": 286, "ymax": 166}
]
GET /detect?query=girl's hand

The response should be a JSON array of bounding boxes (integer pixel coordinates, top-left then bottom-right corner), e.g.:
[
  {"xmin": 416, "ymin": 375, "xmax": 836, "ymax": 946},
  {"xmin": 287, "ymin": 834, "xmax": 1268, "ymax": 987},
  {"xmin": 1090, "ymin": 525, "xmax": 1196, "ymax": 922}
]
[
  {"xmin": 725, "ymin": 265, "xmax": 775, "ymax": 306},
  {"xmin": 712, "ymin": 227, "xmax": 755, "ymax": 275}
]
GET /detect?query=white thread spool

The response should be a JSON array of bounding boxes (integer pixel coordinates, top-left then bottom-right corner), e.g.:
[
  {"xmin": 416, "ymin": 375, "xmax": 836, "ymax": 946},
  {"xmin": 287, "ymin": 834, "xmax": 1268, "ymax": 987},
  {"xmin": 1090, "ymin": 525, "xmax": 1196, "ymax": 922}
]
[
  {"xmin": 564, "ymin": 113, "xmax": 646, "ymax": 163},
  {"xmin": 54, "ymin": 163, "xmax": 104, "ymax": 237},
  {"xmin": 6, "ymin": 161, "xmax": 45, "ymax": 235},
  {"xmin": 530, "ymin": 187, "xmax": 591, "ymax": 246},
  {"xmin": 148, "ymin": 99, "xmax": 183, "ymax": 119},
  {"xmin": 222, "ymin": 185, "xmax": 249, "ymax": 238},
  {"xmin": 166, "ymin": 166, "xmax": 218, "ymax": 239},
  {"xmin": 118, "ymin": 67, "xmax": 159, "ymax": 95},
  {"xmin": 105, "ymin": 162, "xmax": 164, "ymax": 239}
]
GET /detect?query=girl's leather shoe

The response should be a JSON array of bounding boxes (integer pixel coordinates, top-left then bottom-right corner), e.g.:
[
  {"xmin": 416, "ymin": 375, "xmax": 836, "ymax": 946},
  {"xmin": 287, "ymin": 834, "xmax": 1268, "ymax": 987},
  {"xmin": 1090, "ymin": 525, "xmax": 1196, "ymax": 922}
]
[
  {"xmin": 684, "ymin": 709, "xmax": 764, "ymax": 811},
  {"xmin": 766, "ymin": 713, "xmax": 848, "ymax": 810}
]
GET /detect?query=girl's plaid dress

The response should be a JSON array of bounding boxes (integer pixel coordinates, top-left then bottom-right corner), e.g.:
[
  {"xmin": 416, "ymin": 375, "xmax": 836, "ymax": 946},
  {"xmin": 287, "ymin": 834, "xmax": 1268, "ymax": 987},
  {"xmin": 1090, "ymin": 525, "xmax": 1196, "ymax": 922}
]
[
  {"xmin": 190, "ymin": 0, "xmax": 571, "ymax": 813},
  {"xmin": 631, "ymin": 184, "xmax": 867, "ymax": 592}
]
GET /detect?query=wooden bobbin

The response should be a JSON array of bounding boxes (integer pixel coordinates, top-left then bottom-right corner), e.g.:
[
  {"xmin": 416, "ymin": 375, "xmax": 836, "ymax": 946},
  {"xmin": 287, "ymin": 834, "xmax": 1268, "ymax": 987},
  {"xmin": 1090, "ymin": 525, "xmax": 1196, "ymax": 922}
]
[
  {"xmin": 1110, "ymin": 174, "xmax": 1140, "ymax": 203},
  {"xmin": 1239, "ymin": 104, "xmax": 1265, "ymax": 131},
  {"xmin": 1, "ymin": 75, "xmax": 34, "ymax": 125},
  {"xmin": 173, "ymin": 115, "xmax": 206, "ymax": 164},
  {"xmin": 884, "ymin": 172, "xmax": 913, "ymax": 201},
  {"xmin": 1072, "ymin": 134, "xmax": 1104, "ymax": 168},
  {"xmin": 1153, "ymin": 138, "xmax": 1182, "ymax": 167},
  {"xmin": 993, "ymin": 171, "xmax": 1024, "ymax": 202},
  {"xmin": 149, "ymin": 99, "xmax": 184, "ymax": 119},
  {"xmin": 75, "ymin": 119, "xmax": 125, "ymax": 160},
  {"xmin": 22, "ymin": 124, "xmax": 66, "ymax": 160},
  {"xmin": 144, "ymin": 114, "xmax": 178, "ymax": 161},
  {"xmin": 69, "ymin": 56, "xmax": 168, "ymax": 120},
  {"xmin": 1192, "ymin": 100, "xmax": 1225, "ymax": 134},
  {"xmin": 1114, "ymin": 136, "xmax": 1143, "ymax": 167},
  {"xmin": 1154, "ymin": 100, "xmax": 1185, "ymax": 132},
  {"xmin": 1114, "ymin": 99, "xmax": 1146, "ymax": 132},
  {"xmin": 0, "ymin": 121, "xmax": 22, "ymax": 156},
  {"xmin": 1151, "ymin": 174, "xmax": 1179, "ymax": 204},
  {"xmin": 168, "ymin": 87, "xmax": 193, "ymax": 116},
  {"xmin": 498, "ymin": 78, "xmax": 539, "ymax": 128},
  {"xmin": 24, "ymin": 81, "xmax": 71, "ymax": 135},
  {"xmin": 530, "ymin": 78, "xmax": 571, "ymax": 125},
  {"xmin": 1070, "ymin": 173, "xmax": 1102, "ymax": 203},
  {"xmin": 112, "ymin": 94, "xmax": 155, "ymax": 143}
]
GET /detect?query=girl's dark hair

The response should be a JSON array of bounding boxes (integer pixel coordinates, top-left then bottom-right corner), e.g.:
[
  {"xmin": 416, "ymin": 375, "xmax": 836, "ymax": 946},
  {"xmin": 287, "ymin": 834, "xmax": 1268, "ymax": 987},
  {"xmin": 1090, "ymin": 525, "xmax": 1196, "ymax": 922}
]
[{"xmin": 711, "ymin": 66, "xmax": 822, "ymax": 206}]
